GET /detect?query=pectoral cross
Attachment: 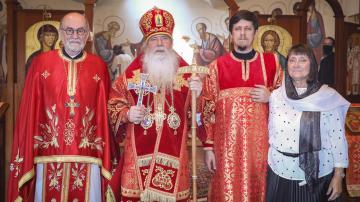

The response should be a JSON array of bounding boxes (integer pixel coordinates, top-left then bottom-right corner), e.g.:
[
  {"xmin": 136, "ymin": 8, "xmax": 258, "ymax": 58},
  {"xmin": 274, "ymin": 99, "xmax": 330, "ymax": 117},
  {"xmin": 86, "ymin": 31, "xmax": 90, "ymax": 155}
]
[
  {"xmin": 154, "ymin": 105, "xmax": 166, "ymax": 132},
  {"xmin": 65, "ymin": 96, "xmax": 79, "ymax": 117},
  {"xmin": 127, "ymin": 73, "xmax": 157, "ymax": 107}
]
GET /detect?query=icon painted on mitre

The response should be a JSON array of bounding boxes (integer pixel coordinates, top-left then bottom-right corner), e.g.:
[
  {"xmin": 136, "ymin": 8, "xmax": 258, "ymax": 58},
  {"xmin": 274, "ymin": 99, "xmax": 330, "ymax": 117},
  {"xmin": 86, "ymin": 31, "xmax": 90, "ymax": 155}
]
[{"xmin": 155, "ymin": 14, "xmax": 163, "ymax": 27}]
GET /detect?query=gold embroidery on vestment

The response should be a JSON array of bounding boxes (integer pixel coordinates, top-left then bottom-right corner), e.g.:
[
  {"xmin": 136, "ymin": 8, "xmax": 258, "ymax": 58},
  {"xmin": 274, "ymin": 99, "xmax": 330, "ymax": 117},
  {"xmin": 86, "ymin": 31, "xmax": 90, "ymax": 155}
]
[
  {"xmin": 48, "ymin": 163, "xmax": 62, "ymax": 191},
  {"xmin": 71, "ymin": 163, "xmax": 86, "ymax": 190},
  {"xmin": 64, "ymin": 119, "xmax": 75, "ymax": 145},
  {"xmin": 9, "ymin": 149, "xmax": 24, "ymax": 178},
  {"xmin": 151, "ymin": 166, "xmax": 175, "ymax": 191},
  {"xmin": 79, "ymin": 107, "xmax": 104, "ymax": 152},
  {"xmin": 34, "ymin": 105, "xmax": 59, "ymax": 149},
  {"xmin": 93, "ymin": 74, "xmax": 100, "ymax": 82},
  {"xmin": 42, "ymin": 70, "xmax": 50, "ymax": 79}
]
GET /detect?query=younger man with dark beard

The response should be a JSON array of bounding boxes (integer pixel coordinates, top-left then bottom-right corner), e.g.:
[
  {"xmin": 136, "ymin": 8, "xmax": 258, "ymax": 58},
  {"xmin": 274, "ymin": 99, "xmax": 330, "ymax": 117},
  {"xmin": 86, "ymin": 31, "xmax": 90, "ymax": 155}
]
[
  {"xmin": 201, "ymin": 10, "xmax": 282, "ymax": 201},
  {"xmin": 108, "ymin": 7, "xmax": 202, "ymax": 202}
]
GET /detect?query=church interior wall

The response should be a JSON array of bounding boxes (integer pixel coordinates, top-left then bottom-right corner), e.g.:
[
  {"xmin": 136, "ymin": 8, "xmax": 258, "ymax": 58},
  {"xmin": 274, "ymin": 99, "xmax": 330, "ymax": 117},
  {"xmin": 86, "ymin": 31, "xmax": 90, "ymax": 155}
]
[
  {"xmin": 0, "ymin": 0, "xmax": 357, "ymax": 63},
  {"xmin": 0, "ymin": 1, "xmax": 359, "ymax": 200}
]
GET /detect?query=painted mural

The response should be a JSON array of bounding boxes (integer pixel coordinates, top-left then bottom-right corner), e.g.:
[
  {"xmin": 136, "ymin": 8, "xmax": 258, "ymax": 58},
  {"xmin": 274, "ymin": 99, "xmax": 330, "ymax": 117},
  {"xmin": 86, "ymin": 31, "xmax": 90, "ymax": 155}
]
[
  {"xmin": 347, "ymin": 33, "xmax": 360, "ymax": 96},
  {"xmin": 3, "ymin": 0, "xmax": 344, "ymax": 200}
]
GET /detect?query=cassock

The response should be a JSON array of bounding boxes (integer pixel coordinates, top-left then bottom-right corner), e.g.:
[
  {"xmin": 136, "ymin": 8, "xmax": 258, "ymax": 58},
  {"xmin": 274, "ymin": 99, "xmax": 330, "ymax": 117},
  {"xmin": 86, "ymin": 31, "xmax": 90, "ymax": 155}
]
[
  {"xmin": 201, "ymin": 51, "xmax": 282, "ymax": 202},
  {"xmin": 108, "ymin": 54, "xmax": 191, "ymax": 202},
  {"xmin": 7, "ymin": 50, "xmax": 114, "ymax": 202}
]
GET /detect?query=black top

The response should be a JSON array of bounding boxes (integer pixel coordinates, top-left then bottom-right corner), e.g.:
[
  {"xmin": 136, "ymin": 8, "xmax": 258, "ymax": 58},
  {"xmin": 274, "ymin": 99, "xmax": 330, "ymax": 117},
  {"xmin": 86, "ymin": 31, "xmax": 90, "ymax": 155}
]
[{"xmin": 318, "ymin": 52, "xmax": 334, "ymax": 85}]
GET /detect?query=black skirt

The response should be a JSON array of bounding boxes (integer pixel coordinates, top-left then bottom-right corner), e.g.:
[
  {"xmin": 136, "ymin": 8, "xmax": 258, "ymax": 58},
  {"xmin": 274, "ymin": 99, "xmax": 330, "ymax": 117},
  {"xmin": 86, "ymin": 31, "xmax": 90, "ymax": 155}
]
[{"xmin": 266, "ymin": 167, "xmax": 343, "ymax": 202}]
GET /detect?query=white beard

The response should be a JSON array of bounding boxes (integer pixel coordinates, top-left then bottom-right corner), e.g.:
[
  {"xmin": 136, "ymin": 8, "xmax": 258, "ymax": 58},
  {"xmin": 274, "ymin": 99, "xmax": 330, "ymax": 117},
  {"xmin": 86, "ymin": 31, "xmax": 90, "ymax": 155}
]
[{"xmin": 142, "ymin": 46, "xmax": 179, "ymax": 90}]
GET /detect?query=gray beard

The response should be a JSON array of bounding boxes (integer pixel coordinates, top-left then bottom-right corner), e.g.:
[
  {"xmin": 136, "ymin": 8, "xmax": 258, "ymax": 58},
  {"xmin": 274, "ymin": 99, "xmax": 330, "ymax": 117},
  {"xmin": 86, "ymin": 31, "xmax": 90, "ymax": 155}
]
[{"xmin": 142, "ymin": 47, "xmax": 179, "ymax": 90}]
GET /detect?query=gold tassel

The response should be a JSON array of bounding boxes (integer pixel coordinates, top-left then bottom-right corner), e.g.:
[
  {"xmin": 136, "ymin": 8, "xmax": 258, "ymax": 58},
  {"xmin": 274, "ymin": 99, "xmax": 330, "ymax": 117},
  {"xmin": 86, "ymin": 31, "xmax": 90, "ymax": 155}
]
[
  {"xmin": 106, "ymin": 185, "xmax": 116, "ymax": 202},
  {"xmin": 141, "ymin": 189, "xmax": 177, "ymax": 202},
  {"xmin": 15, "ymin": 196, "xmax": 22, "ymax": 202}
]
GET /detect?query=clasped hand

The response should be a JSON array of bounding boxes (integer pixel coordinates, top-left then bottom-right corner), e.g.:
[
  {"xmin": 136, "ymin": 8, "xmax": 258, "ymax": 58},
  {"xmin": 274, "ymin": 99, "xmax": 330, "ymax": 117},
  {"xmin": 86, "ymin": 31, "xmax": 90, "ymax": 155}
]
[
  {"xmin": 250, "ymin": 84, "xmax": 270, "ymax": 103},
  {"xmin": 188, "ymin": 76, "xmax": 203, "ymax": 97}
]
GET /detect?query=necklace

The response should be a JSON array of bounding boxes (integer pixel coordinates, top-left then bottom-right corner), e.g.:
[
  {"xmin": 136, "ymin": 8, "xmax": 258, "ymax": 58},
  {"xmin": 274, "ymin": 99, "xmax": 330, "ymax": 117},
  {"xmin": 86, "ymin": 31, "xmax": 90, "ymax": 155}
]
[
  {"xmin": 165, "ymin": 91, "xmax": 180, "ymax": 135},
  {"xmin": 63, "ymin": 58, "xmax": 81, "ymax": 118},
  {"xmin": 140, "ymin": 89, "xmax": 180, "ymax": 135},
  {"xmin": 141, "ymin": 95, "xmax": 154, "ymax": 135}
]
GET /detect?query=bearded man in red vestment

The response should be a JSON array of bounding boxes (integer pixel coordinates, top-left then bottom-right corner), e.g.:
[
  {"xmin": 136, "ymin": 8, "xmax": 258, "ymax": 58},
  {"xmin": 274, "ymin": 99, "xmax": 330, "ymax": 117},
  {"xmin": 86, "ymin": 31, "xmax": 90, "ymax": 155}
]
[
  {"xmin": 201, "ymin": 10, "xmax": 282, "ymax": 202},
  {"xmin": 7, "ymin": 12, "xmax": 116, "ymax": 202},
  {"xmin": 108, "ymin": 7, "xmax": 203, "ymax": 202}
]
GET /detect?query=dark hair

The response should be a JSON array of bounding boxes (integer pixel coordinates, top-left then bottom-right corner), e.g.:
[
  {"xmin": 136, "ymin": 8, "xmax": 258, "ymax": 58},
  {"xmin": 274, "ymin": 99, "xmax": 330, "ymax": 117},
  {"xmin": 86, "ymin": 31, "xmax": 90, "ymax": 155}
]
[
  {"xmin": 113, "ymin": 45, "xmax": 124, "ymax": 55},
  {"xmin": 293, "ymin": 2, "xmax": 301, "ymax": 15},
  {"xmin": 229, "ymin": 10, "xmax": 259, "ymax": 32},
  {"xmin": 287, "ymin": 44, "xmax": 318, "ymax": 85},
  {"xmin": 37, "ymin": 24, "xmax": 58, "ymax": 40},
  {"xmin": 196, "ymin": 22, "xmax": 207, "ymax": 30},
  {"xmin": 37, "ymin": 24, "xmax": 59, "ymax": 49},
  {"xmin": 325, "ymin": 36, "xmax": 335, "ymax": 46}
]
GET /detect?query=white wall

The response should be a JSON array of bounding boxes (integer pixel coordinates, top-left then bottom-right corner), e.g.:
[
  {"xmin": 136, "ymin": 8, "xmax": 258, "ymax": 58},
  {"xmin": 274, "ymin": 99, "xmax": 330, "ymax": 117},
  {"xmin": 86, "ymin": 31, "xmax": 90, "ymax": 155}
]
[{"xmin": 339, "ymin": 0, "xmax": 360, "ymax": 23}]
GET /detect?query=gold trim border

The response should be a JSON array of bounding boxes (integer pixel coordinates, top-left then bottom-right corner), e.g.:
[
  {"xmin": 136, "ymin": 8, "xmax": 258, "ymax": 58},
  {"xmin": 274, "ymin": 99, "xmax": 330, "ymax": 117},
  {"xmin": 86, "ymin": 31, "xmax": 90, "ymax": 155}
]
[
  {"xmin": 259, "ymin": 52, "xmax": 268, "ymax": 86},
  {"xmin": 18, "ymin": 168, "xmax": 35, "ymax": 190},
  {"xmin": 102, "ymin": 168, "xmax": 112, "ymax": 180},
  {"xmin": 34, "ymin": 155, "xmax": 102, "ymax": 164},
  {"xmin": 85, "ymin": 164, "xmax": 91, "ymax": 202},
  {"xmin": 34, "ymin": 155, "xmax": 112, "ymax": 180}
]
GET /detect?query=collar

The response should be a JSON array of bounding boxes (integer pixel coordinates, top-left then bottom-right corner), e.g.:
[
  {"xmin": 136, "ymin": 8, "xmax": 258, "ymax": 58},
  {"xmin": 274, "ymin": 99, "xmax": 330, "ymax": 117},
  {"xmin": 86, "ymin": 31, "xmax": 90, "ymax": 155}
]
[
  {"xmin": 232, "ymin": 49, "xmax": 256, "ymax": 60},
  {"xmin": 62, "ymin": 48, "xmax": 84, "ymax": 60}
]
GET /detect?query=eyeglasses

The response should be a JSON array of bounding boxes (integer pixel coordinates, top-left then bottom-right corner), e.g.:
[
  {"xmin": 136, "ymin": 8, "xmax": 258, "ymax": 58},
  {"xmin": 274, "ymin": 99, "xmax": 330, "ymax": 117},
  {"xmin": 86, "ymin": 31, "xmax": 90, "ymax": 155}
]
[{"xmin": 61, "ymin": 27, "xmax": 88, "ymax": 36}]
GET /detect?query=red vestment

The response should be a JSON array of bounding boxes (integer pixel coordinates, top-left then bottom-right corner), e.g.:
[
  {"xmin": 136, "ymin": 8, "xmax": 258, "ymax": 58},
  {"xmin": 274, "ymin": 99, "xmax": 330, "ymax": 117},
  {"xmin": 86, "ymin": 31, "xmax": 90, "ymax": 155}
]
[
  {"xmin": 108, "ymin": 54, "xmax": 191, "ymax": 202},
  {"xmin": 7, "ymin": 50, "xmax": 114, "ymax": 202},
  {"xmin": 201, "ymin": 52, "xmax": 282, "ymax": 202}
]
